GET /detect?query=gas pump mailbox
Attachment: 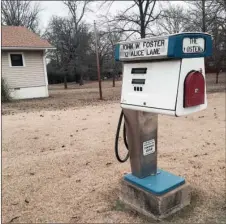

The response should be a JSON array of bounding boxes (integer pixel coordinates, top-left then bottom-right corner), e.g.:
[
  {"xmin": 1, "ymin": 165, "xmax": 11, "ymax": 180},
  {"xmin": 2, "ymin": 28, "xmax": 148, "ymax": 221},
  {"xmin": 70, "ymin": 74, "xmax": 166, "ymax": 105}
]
[
  {"xmin": 114, "ymin": 33, "xmax": 213, "ymax": 219},
  {"xmin": 115, "ymin": 32, "xmax": 212, "ymax": 116}
]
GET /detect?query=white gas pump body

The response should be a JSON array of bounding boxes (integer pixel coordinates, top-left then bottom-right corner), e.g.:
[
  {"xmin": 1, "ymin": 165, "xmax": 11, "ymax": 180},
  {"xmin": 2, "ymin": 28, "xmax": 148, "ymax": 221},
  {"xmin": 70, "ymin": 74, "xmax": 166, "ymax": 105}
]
[{"xmin": 115, "ymin": 32, "xmax": 212, "ymax": 116}]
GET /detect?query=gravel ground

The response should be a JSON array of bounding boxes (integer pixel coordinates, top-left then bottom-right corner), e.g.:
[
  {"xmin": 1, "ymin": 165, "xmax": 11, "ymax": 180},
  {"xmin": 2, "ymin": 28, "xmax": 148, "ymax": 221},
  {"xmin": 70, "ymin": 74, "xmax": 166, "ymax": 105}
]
[{"xmin": 2, "ymin": 73, "xmax": 226, "ymax": 223}]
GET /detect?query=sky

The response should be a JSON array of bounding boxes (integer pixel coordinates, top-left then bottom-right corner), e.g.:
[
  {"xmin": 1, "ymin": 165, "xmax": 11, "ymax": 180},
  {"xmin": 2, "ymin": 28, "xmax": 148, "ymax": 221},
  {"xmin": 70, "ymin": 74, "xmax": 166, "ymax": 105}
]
[
  {"xmin": 37, "ymin": 1, "xmax": 186, "ymax": 33},
  {"xmin": 38, "ymin": 1, "xmax": 134, "ymax": 32}
]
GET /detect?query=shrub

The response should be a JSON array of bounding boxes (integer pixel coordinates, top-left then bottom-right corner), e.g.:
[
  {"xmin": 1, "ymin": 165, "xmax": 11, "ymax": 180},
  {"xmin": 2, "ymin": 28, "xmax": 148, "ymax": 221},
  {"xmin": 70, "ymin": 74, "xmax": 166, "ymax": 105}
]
[{"xmin": 1, "ymin": 78, "xmax": 11, "ymax": 102}]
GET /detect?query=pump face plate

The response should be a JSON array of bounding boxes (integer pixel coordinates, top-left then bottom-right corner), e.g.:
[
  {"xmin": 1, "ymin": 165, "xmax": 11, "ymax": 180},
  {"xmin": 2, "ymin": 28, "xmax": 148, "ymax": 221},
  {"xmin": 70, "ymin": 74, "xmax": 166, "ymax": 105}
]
[{"xmin": 124, "ymin": 169, "xmax": 185, "ymax": 195}]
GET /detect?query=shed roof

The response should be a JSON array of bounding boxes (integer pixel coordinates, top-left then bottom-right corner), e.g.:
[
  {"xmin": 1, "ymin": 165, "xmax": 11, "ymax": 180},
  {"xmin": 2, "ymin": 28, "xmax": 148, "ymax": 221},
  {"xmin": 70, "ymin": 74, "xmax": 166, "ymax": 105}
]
[{"xmin": 1, "ymin": 26, "xmax": 54, "ymax": 49}]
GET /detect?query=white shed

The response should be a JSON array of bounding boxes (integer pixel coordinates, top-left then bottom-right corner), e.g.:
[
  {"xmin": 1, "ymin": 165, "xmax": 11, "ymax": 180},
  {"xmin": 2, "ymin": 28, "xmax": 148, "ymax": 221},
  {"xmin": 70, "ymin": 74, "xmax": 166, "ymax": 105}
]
[{"xmin": 1, "ymin": 26, "xmax": 55, "ymax": 100}]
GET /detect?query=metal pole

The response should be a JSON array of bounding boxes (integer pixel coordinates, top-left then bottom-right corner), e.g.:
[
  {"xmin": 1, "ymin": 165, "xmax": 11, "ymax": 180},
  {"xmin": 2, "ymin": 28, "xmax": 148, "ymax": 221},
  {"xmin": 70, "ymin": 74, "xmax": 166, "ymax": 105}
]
[
  {"xmin": 94, "ymin": 20, "xmax": 103, "ymax": 100},
  {"xmin": 123, "ymin": 109, "xmax": 158, "ymax": 178}
]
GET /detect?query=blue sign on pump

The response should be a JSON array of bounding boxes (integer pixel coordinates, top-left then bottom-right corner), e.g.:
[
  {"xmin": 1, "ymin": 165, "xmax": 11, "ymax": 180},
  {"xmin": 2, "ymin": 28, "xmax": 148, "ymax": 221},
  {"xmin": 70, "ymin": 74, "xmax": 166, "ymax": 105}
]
[{"xmin": 115, "ymin": 32, "xmax": 212, "ymax": 61}]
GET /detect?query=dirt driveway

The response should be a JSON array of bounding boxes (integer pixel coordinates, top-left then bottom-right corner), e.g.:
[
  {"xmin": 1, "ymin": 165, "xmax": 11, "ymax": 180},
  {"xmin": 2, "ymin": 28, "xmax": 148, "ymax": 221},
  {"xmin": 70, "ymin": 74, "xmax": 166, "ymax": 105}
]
[{"xmin": 2, "ymin": 74, "xmax": 226, "ymax": 223}]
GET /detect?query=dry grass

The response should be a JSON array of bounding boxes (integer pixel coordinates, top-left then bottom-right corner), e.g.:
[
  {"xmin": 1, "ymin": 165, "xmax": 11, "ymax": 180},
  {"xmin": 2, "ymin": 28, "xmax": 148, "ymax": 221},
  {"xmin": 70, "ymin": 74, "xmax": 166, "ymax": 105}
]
[
  {"xmin": 2, "ymin": 73, "xmax": 226, "ymax": 223},
  {"xmin": 2, "ymin": 80, "xmax": 122, "ymax": 115},
  {"xmin": 2, "ymin": 73, "xmax": 225, "ymax": 115}
]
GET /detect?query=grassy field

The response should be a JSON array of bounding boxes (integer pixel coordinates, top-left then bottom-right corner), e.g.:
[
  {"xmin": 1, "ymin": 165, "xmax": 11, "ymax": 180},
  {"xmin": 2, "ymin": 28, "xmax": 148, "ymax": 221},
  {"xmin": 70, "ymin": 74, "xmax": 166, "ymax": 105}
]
[
  {"xmin": 2, "ymin": 72, "xmax": 225, "ymax": 115},
  {"xmin": 2, "ymin": 72, "xmax": 226, "ymax": 223},
  {"xmin": 2, "ymin": 79, "xmax": 121, "ymax": 115}
]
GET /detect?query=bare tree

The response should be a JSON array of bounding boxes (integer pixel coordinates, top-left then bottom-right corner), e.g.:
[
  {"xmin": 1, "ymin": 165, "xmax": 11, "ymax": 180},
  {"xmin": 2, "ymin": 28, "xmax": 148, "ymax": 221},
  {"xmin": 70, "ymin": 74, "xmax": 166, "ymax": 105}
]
[
  {"xmin": 63, "ymin": 0, "xmax": 91, "ymax": 85},
  {"xmin": 44, "ymin": 17, "xmax": 71, "ymax": 88},
  {"xmin": 99, "ymin": 0, "xmax": 160, "ymax": 39},
  {"xmin": 44, "ymin": 16, "xmax": 92, "ymax": 88},
  {"xmin": 1, "ymin": 0, "xmax": 41, "ymax": 33},
  {"xmin": 90, "ymin": 30, "xmax": 111, "ymax": 77},
  {"xmin": 45, "ymin": 1, "xmax": 91, "ymax": 88},
  {"xmin": 155, "ymin": 3, "xmax": 190, "ymax": 35},
  {"xmin": 211, "ymin": 1, "xmax": 226, "ymax": 83},
  {"xmin": 212, "ymin": 24, "xmax": 226, "ymax": 83},
  {"xmin": 89, "ymin": 16, "xmax": 123, "ymax": 87},
  {"xmin": 63, "ymin": 1, "xmax": 89, "ymax": 33},
  {"xmin": 153, "ymin": 1, "xmax": 225, "ymax": 84},
  {"xmin": 217, "ymin": 0, "xmax": 226, "ymax": 10},
  {"xmin": 104, "ymin": 21, "xmax": 122, "ymax": 87},
  {"xmin": 185, "ymin": 1, "xmax": 226, "ymax": 83},
  {"xmin": 185, "ymin": 0, "xmax": 223, "ymax": 33}
]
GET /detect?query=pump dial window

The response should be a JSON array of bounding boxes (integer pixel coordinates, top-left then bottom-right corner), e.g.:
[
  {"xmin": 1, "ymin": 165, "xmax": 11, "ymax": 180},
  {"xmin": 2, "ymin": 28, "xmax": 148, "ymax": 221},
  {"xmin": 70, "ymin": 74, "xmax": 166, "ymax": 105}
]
[
  {"xmin": 183, "ymin": 37, "xmax": 205, "ymax": 54},
  {"xmin": 131, "ymin": 68, "xmax": 147, "ymax": 74}
]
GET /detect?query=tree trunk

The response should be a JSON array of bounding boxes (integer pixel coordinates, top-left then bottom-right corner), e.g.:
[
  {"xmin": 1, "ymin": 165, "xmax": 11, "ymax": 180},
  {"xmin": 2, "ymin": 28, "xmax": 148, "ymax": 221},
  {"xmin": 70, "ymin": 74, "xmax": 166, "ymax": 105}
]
[
  {"xmin": 79, "ymin": 73, "xmax": 84, "ymax": 85},
  {"xmin": 140, "ymin": 25, "xmax": 145, "ymax": 38},
  {"xmin": 202, "ymin": 0, "xmax": 206, "ymax": 32},
  {"xmin": 216, "ymin": 70, "xmax": 220, "ymax": 84},
  {"xmin": 64, "ymin": 73, "xmax": 68, "ymax": 89},
  {"xmin": 140, "ymin": 17, "xmax": 145, "ymax": 38},
  {"xmin": 113, "ymin": 73, "xmax": 115, "ymax": 87},
  {"xmin": 138, "ymin": 0, "xmax": 145, "ymax": 38}
]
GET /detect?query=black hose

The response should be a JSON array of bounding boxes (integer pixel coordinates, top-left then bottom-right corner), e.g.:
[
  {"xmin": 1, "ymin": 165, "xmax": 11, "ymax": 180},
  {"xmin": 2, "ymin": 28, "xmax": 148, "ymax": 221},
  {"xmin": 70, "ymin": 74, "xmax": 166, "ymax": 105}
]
[
  {"xmin": 123, "ymin": 123, "xmax": 128, "ymax": 149},
  {"xmin": 114, "ymin": 110, "xmax": 129, "ymax": 163}
]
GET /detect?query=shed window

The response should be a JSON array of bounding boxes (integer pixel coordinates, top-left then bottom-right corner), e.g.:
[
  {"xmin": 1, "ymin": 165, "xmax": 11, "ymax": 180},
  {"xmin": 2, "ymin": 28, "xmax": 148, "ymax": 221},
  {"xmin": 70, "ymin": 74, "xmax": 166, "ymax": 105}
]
[{"xmin": 10, "ymin": 54, "xmax": 24, "ymax": 66}]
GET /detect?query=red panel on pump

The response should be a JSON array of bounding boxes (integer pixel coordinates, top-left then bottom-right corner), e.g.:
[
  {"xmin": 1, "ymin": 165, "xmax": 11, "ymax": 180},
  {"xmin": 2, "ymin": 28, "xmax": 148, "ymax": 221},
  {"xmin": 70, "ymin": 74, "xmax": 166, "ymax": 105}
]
[{"xmin": 184, "ymin": 71, "xmax": 205, "ymax": 108}]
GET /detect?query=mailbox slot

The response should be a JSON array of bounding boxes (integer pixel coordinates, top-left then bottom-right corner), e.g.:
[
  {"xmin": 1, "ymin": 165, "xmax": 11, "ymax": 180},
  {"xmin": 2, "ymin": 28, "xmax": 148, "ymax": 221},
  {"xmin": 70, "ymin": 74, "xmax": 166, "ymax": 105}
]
[{"xmin": 184, "ymin": 71, "xmax": 205, "ymax": 108}]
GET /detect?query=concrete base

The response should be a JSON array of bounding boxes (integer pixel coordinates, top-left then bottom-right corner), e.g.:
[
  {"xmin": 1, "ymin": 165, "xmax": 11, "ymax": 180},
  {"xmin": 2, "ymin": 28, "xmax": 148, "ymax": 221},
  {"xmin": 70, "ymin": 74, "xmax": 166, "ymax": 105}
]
[
  {"xmin": 119, "ymin": 178, "xmax": 191, "ymax": 220},
  {"xmin": 9, "ymin": 85, "xmax": 49, "ymax": 100}
]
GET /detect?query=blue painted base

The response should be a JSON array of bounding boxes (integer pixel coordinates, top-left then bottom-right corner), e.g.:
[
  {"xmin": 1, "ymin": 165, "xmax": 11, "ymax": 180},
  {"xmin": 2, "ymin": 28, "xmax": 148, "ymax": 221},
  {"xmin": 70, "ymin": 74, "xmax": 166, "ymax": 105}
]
[{"xmin": 124, "ymin": 169, "xmax": 185, "ymax": 195}]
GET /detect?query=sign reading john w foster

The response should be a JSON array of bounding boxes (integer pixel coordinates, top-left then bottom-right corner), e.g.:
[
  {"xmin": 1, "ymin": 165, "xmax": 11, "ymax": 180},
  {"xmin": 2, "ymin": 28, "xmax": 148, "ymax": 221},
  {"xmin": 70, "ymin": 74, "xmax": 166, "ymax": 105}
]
[{"xmin": 119, "ymin": 37, "xmax": 168, "ymax": 60}]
